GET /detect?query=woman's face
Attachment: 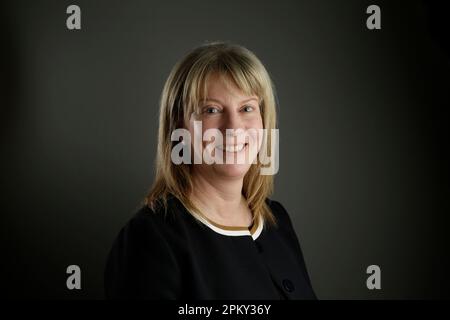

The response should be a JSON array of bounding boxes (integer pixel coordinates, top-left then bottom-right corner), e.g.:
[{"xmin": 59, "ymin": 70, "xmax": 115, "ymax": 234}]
[{"xmin": 187, "ymin": 73, "xmax": 263, "ymax": 179}]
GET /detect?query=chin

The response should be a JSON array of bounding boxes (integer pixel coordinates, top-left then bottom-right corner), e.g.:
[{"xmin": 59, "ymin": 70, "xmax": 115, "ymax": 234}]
[{"xmin": 212, "ymin": 163, "xmax": 252, "ymax": 179}]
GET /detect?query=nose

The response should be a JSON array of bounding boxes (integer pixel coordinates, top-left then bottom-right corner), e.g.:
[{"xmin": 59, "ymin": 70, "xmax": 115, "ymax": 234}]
[
  {"xmin": 222, "ymin": 109, "xmax": 244, "ymax": 133},
  {"xmin": 221, "ymin": 110, "xmax": 247, "ymax": 145}
]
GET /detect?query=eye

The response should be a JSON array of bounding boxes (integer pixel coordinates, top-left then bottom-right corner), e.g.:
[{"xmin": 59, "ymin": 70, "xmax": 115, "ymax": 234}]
[
  {"xmin": 242, "ymin": 105, "xmax": 255, "ymax": 112},
  {"xmin": 203, "ymin": 106, "xmax": 221, "ymax": 114}
]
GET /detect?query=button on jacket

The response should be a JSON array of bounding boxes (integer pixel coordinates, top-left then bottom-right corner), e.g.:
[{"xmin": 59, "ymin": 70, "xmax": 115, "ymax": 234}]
[{"xmin": 105, "ymin": 195, "xmax": 316, "ymax": 299}]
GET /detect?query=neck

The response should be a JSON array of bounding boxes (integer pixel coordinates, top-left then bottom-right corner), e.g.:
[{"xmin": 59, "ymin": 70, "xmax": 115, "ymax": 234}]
[{"xmin": 189, "ymin": 171, "xmax": 250, "ymax": 226}]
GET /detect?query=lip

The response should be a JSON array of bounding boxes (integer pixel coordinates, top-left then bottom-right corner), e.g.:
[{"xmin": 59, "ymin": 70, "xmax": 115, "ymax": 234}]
[{"xmin": 216, "ymin": 143, "xmax": 248, "ymax": 153}]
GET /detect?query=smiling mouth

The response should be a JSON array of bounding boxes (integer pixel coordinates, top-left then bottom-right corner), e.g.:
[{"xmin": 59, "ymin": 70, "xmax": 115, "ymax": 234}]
[{"xmin": 216, "ymin": 143, "xmax": 248, "ymax": 153}]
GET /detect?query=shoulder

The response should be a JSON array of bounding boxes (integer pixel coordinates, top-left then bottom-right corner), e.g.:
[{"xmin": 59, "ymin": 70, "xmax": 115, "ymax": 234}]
[
  {"xmin": 265, "ymin": 198, "xmax": 304, "ymax": 251},
  {"xmin": 265, "ymin": 198, "xmax": 295, "ymax": 228},
  {"xmin": 105, "ymin": 196, "xmax": 183, "ymax": 299},
  {"xmin": 265, "ymin": 198, "xmax": 287, "ymax": 215},
  {"xmin": 125, "ymin": 196, "xmax": 184, "ymax": 237},
  {"xmin": 107, "ymin": 196, "xmax": 188, "ymax": 263}
]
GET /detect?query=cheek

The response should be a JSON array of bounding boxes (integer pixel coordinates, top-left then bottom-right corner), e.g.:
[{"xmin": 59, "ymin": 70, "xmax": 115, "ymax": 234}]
[
  {"xmin": 200, "ymin": 119, "xmax": 218, "ymax": 130},
  {"xmin": 188, "ymin": 121, "xmax": 219, "ymax": 149},
  {"xmin": 246, "ymin": 116, "xmax": 264, "ymax": 152},
  {"xmin": 199, "ymin": 122, "xmax": 217, "ymax": 146},
  {"xmin": 246, "ymin": 114, "xmax": 263, "ymax": 129},
  {"xmin": 200, "ymin": 118, "xmax": 220, "ymax": 131}
]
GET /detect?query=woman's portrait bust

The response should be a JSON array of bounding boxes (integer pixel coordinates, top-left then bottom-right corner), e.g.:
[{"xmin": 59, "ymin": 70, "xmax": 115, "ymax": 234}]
[{"xmin": 104, "ymin": 42, "xmax": 316, "ymax": 300}]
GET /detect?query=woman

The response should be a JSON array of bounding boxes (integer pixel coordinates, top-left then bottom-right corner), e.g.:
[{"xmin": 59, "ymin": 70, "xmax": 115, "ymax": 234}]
[{"xmin": 104, "ymin": 42, "xmax": 316, "ymax": 299}]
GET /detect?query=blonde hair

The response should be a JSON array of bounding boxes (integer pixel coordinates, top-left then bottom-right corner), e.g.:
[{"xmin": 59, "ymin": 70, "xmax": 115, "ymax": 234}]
[{"xmin": 144, "ymin": 41, "xmax": 278, "ymax": 226}]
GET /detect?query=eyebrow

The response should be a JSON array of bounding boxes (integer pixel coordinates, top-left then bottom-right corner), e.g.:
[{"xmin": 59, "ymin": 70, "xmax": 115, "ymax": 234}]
[{"xmin": 203, "ymin": 97, "xmax": 259, "ymax": 105}]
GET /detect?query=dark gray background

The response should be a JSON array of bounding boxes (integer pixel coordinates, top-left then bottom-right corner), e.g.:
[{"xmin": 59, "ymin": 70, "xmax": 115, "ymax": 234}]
[{"xmin": 1, "ymin": 0, "xmax": 449, "ymax": 299}]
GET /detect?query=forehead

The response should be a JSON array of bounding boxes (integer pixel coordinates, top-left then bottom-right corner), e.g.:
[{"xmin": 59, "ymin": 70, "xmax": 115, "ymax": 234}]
[{"xmin": 201, "ymin": 73, "xmax": 259, "ymax": 103}]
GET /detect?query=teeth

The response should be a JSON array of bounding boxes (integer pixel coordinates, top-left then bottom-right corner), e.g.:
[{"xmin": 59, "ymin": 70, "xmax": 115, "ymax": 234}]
[{"xmin": 216, "ymin": 144, "xmax": 245, "ymax": 152}]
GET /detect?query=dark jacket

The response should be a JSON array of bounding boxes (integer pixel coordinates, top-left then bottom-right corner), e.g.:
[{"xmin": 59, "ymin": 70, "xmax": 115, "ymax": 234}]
[{"xmin": 105, "ymin": 195, "xmax": 316, "ymax": 299}]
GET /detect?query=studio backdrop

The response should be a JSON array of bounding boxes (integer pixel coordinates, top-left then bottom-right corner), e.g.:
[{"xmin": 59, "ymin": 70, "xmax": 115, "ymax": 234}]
[{"xmin": 1, "ymin": 0, "xmax": 449, "ymax": 299}]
